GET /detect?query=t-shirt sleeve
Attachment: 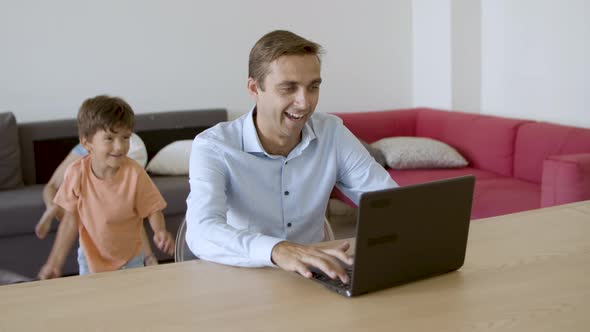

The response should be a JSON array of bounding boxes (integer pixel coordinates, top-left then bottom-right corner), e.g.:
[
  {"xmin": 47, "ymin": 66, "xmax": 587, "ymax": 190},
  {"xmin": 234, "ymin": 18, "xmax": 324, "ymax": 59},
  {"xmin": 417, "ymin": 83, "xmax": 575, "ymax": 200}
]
[
  {"xmin": 53, "ymin": 163, "xmax": 81, "ymax": 212},
  {"xmin": 135, "ymin": 168, "xmax": 167, "ymax": 218}
]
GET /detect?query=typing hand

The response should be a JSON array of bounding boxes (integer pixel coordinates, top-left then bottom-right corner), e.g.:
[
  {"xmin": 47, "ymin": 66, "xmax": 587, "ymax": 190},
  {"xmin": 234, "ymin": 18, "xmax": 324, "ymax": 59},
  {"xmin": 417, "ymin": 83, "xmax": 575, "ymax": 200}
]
[
  {"xmin": 153, "ymin": 231, "xmax": 175, "ymax": 256},
  {"xmin": 271, "ymin": 240, "xmax": 353, "ymax": 284}
]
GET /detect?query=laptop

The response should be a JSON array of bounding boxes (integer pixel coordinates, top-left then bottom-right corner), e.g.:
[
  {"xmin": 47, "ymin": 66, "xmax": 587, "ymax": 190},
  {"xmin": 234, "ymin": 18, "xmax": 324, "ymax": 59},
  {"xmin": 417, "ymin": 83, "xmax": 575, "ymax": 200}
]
[{"xmin": 310, "ymin": 175, "xmax": 475, "ymax": 297}]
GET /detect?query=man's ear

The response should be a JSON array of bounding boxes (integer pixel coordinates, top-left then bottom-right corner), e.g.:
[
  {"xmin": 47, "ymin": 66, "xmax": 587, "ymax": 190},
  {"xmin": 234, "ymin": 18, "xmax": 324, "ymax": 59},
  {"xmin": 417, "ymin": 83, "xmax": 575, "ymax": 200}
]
[{"xmin": 247, "ymin": 77, "xmax": 260, "ymax": 98}]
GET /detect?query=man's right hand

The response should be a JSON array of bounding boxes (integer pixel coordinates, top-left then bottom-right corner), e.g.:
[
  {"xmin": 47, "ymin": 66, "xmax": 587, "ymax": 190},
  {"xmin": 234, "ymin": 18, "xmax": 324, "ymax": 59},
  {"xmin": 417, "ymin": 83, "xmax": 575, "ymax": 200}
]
[{"xmin": 271, "ymin": 240, "xmax": 353, "ymax": 284}]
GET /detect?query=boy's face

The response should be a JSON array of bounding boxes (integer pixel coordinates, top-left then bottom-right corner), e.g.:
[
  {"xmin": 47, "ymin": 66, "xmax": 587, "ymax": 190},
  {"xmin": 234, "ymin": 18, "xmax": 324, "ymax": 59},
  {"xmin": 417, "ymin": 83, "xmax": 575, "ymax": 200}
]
[{"xmin": 82, "ymin": 126, "xmax": 132, "ymax": 170}]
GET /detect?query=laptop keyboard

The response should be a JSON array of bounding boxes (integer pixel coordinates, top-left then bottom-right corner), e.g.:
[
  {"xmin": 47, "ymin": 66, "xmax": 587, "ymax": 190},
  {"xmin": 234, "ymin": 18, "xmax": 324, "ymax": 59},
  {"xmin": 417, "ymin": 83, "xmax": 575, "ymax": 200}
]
[{"xmin": 311, "ymin": 265, "xmax": 353, "ymax": 290}]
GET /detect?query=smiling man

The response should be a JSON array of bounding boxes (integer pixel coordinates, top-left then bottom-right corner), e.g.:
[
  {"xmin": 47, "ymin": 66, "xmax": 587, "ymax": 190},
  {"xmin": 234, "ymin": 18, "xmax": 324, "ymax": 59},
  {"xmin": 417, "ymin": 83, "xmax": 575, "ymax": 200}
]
[{"xmin": 185, "ymin": 30, "xmax": 396, "ymax": 283}]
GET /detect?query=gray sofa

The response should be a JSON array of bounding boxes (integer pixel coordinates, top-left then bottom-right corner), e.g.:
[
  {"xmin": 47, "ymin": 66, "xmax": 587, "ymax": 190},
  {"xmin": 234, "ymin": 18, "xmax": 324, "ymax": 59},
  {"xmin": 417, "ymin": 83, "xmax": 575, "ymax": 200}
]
[{"xmin": 0, "ymin": 109, "xmax": 227, "ymax": 279}]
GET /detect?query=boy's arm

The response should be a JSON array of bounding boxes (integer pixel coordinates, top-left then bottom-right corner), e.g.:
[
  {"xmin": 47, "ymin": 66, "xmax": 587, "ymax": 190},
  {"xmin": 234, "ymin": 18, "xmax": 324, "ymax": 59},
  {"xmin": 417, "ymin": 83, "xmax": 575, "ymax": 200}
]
[
  {"xmin": 147, "ymin": 210, "xmax": 174, "ymax": 256},
  {"xmin": 42, "ymin": 152, "xmax": 83, "ymax": 209},
  {"xmin": 38, "ymin": 210, "xmax": 79, "ymax": 279}
]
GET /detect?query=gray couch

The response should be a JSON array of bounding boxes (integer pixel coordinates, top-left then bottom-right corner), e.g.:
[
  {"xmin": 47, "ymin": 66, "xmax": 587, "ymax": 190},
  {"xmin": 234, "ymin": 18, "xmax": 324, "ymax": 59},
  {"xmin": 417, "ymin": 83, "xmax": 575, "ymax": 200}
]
[{"xmin": 0, "ymin": 109, "xmax": 227, "ymax": 279}]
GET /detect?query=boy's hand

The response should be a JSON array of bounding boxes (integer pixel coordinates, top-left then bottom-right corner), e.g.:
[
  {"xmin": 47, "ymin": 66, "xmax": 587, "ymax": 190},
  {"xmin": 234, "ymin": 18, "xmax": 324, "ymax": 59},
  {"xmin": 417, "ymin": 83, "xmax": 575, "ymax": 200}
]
[
  {"xmin": 38, "ymin": 262, "xmax": 62, "ymax": 280},
  {"xmin": 153, "ymin": 231, "xmax": 175, "ymax": 256},
  {"xmin": 35, "ymin": 206, "xmax": 59, "ymax": 239}
]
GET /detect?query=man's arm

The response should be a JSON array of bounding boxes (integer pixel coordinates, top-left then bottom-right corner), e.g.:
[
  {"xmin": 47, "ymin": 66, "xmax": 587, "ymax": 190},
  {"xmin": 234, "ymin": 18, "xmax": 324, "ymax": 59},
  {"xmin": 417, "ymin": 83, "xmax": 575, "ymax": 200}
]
[
  {"xmin": 38, "ymin": 210, "xmax": 79, "ymax": 279},
  {"xmin": 187, "ymin": 138, "xmax": 353, "ymax": 283},
  {"xmin": 186, "ymin": 138, "xmax": 285, "ymax": 267},
  {"xmin": 335, "ymin": 124, "xmax": 397, "ymax": 205}
]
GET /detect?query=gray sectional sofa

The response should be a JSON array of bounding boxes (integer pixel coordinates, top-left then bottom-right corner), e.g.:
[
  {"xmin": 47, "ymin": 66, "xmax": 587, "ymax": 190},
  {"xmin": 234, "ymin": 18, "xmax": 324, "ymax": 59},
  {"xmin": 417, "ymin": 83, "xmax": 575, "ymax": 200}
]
[{"xmin": 0, "ymin": 108, "xmax": 227, "ymax": 278}]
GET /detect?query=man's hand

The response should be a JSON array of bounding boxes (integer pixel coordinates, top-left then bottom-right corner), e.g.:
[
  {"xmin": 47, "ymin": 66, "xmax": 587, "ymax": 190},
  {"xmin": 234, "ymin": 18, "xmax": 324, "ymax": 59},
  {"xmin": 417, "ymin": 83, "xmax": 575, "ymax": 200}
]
[
  {"xmin": 271, "ymin": 240, "xmax": 353, "ymax": 284},
  {"xmin": 153, "ymin": 231, "xmax": 175, "ymax": 256}
]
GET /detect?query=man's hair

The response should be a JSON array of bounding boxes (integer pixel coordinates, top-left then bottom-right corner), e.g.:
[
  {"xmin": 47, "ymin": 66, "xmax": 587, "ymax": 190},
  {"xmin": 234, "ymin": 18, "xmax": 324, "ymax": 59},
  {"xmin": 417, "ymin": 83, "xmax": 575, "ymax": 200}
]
[
  {"xmin": 248, "ymin": 30, "xmax": 323, "ymax": 90},
  {"xmin": 77, "ymin": 95, "xmax": 135, "ymax": 139}
]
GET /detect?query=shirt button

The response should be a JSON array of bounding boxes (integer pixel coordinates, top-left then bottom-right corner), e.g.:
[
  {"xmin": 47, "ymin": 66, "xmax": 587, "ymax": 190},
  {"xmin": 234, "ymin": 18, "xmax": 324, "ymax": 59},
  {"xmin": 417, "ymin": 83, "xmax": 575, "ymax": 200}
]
[
  {"xmin": 284, "ymin": 191, "xmax": 289, "ymax": 196},
  {"xmin": 287, "ymin": 222, "xmax": 292, "ymax": 227},
  {"xmin": 285, "ymin": 161, "xmax": 288, "ymax": 165}
]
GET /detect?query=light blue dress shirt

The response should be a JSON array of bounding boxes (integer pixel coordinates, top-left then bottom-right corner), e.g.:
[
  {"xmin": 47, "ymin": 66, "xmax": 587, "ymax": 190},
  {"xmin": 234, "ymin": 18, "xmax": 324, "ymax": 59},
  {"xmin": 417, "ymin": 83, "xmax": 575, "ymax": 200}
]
[{"xmin": 185, "ymin": 108, "xmax": 397, "ymax": 267}]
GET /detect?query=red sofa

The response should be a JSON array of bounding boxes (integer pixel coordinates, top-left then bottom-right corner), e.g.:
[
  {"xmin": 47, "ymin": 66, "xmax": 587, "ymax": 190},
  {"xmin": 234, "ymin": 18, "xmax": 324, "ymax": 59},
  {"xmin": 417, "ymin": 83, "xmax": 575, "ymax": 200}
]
[{"xmin": 332, "ymin": 108, "xmax": 590, "ymax": 220}]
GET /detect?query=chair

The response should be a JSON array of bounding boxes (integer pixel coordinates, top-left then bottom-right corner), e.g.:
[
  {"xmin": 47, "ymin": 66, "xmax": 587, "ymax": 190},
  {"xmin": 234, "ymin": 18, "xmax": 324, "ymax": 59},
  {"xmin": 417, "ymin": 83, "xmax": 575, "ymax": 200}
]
[{"xmin": 174, "ymin": 217, "xmax": 336, "ymax": 262}]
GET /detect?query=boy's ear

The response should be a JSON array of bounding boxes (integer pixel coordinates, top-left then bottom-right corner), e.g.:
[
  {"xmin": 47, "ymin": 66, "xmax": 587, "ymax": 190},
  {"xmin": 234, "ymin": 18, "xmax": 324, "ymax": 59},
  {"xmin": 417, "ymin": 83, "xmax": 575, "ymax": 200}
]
[{"xmin": 80, "ymin": 136, "xmax": 91, "ymax": 153}]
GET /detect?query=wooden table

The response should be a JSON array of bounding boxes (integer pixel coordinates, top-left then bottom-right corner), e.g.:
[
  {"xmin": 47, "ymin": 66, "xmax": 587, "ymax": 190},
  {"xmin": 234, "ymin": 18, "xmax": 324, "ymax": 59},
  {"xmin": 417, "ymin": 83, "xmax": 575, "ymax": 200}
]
[{"xmin": 1, "ymin": 201, "xmax": 589, "ymax": 331}]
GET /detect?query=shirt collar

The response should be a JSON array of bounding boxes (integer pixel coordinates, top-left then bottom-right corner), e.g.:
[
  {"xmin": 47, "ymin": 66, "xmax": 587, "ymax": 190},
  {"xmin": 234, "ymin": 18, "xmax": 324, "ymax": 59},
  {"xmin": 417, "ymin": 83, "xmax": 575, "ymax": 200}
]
[{"xmin": 242, "ymin": 106, "xmax": 317, "ymax": 157}]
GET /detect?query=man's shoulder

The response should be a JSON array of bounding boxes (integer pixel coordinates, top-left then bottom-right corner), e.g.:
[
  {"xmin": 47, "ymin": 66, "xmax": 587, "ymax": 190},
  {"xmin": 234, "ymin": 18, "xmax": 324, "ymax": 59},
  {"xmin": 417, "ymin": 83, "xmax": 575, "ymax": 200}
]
[
  {"xmin": 196, "ymin": 116, "xmax": 244, "ymax": 149},
  {"xmin": 309, "ymin": 112, "xmax": 344, "ymax": 136}
]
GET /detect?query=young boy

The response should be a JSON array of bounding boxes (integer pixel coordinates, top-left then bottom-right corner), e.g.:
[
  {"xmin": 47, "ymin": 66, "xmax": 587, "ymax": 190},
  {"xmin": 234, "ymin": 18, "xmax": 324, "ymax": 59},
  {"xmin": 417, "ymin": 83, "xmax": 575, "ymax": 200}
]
[
  {"xmin": 39, "ymin": 95, "xmax": 174, "ymax": 279},
  {"xmin": 35, "ymin": 140, "xmax": 158, "ymax": 266}
]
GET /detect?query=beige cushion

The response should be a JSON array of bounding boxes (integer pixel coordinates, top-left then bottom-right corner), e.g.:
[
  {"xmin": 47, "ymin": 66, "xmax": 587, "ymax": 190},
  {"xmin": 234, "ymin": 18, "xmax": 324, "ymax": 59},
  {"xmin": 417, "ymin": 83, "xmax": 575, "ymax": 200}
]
[
  {"xmin": 371, "ymin": 137, "xmax": 468, "ymax": 169},
  {"xmin": 146, "ymin": 140, "xmax": 192, "ymax": 175},
  {"xmin": 127, "ymin": 133, "xmax": 148, "ymax": 168}
]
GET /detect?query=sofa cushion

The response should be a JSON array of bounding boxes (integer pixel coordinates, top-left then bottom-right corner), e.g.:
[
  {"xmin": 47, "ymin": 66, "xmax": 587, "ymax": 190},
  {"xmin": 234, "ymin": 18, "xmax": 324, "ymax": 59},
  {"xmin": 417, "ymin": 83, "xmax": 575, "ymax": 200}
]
[
  {"xmin": 471, "ymin": 178, "xmax": 540, "ymax": 219},
  {"xmin": 0, "ymin": 112, "xmax": 23, "ymax": 190},
  {"xmin": 388, "ymin": 167, "xmax": 499, "ymax": 187},
  {"xmin": 514, "ymin": 122, "xmax": 590, "ymax": 183},
  {"xmin": 146, "ymin": 140, "xmax": 192, "ymax": 175},
  {"xmin": 333, "ymin": 167, "xmax": 499, "ymax": 209},
  {"xmin": 372, "ymin": 137, "xmax": 468, "ymax": 169},
  {"xmin": 0, "ymin": 185, "xmax": 45, "ymax": 236},
  {"xmin": 415, "ymin": 108, "xmax": 529, "ymax": 177},
  {"xmin": 151, "ymin": 176, "xmax": 189, "ymax": 216},
  {"xmin": 541, "ymin": 153, "xmax": 590, "ymax": 207},
  {"xmin": 359, "ymin": 139, "xmax": 386, "ymax": 167}
]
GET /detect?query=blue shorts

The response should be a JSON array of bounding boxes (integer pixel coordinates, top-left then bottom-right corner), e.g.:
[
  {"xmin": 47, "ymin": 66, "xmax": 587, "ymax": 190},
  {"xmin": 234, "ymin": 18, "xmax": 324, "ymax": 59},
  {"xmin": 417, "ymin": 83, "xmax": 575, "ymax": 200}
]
[{"xmin": 77, "ymin": 247, "xmax": 144, "ymax": 275}]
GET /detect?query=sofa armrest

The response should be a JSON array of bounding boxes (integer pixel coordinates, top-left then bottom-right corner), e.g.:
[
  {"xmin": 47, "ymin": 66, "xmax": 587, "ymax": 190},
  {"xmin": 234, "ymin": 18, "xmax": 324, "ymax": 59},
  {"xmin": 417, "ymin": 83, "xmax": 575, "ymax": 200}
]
[{"xmin": 541, "ymin": 153, "xmax": 590, "ymax": 207}]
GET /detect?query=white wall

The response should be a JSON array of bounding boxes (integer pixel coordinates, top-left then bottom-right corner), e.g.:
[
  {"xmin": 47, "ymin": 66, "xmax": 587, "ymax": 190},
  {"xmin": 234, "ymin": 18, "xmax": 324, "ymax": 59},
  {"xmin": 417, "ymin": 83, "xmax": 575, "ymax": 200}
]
[
  {"xmin": 481, "ymin": 0, "xmax": 590, "ymax": 127},
  {"xmin": 451, "ymin": 0, "xmax": 481, "ymax": 113},
  {"xmin": 412, "ymin": 0, "xmax": 452, "ymax": 109},
  {"xmin": 0, "ymin": 0, "xmax": 413, "ymax": 123}
]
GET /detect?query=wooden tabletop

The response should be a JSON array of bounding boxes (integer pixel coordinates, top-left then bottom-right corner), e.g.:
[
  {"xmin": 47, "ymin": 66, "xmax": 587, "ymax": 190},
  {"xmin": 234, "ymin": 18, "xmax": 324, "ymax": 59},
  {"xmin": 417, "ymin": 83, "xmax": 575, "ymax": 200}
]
[{"xmin": 1, "ymin": 201, "xmax": 589, "ymax": 331}]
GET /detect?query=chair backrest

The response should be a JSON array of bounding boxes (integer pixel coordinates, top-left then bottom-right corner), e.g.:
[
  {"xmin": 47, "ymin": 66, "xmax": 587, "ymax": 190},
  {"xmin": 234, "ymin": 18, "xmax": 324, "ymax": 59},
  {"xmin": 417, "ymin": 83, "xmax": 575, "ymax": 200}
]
[{"xmin": 174, "ymin": 218, "xmax": 198, "ymax": 262}]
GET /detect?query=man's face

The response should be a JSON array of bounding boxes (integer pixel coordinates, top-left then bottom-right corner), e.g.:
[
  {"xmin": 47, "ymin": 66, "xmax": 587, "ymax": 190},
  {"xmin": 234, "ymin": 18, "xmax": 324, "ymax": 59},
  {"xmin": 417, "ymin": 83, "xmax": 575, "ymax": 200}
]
[{"xmin": 248, "ymin": 54, "xmax": 322, "ymax": 142}]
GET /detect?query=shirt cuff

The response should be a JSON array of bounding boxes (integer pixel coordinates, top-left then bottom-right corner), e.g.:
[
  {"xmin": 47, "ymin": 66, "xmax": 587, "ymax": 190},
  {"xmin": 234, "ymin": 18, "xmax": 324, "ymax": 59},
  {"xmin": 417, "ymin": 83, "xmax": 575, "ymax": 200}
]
[{"xmin": 249, "ymin": 234, "xmax": 284, "ymax": 267}]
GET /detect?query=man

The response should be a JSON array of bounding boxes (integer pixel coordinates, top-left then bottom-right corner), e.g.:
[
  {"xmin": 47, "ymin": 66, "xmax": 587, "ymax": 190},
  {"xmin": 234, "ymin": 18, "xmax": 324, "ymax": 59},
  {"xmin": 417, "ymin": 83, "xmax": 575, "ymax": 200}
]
[{"xmin": 186, "ymin": 30, "xmax": 396, "ymax": 283}]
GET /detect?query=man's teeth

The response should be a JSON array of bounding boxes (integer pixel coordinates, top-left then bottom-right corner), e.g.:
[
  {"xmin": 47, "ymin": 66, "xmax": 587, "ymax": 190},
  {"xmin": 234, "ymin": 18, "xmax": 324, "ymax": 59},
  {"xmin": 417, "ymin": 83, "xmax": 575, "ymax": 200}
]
[{"xmin": 286, "ymin": 112, "xmax": 304, "ymax": 119}]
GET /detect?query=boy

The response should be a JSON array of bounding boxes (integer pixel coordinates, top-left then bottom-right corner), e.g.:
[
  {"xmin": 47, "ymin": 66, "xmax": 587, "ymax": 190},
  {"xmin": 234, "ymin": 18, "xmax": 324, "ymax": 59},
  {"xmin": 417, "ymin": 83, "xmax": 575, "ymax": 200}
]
[
  {"xmin": 35, "ymin": 138, "xmax": 159, "ymax": 266},
  {"xmin": 39, "ymin": 95, "xmax": 174, "ymax": 279}
]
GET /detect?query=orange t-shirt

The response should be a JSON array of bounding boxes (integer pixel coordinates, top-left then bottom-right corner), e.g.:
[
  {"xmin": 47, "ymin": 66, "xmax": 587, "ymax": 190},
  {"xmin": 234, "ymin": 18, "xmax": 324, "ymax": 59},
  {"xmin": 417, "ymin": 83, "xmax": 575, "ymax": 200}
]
[{"xmin": 54, "ymin": 155, "xmax": 167, "ymax": 273}]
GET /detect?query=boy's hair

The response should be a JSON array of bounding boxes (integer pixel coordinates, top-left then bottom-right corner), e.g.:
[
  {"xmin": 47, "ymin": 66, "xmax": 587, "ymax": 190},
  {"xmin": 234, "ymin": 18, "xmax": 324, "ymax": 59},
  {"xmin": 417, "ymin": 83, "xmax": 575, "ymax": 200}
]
[
  {"xmin": 77, "ymin": 95, "xmax": 135, "ymax": 139},
  {"xmin": 248, "ymin": 30, "xmax": 323, "ymax": 91}
]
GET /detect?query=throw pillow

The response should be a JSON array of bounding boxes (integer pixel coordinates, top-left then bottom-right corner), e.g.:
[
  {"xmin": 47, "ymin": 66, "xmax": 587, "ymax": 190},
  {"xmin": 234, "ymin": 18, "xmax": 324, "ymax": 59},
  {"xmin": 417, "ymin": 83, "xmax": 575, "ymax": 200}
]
[
  {"xmin": 371, "ymin": 137, "xmax": 468, "ymax": 169},
  {"xmin": 0, "ymin": 112, "xmax": 24, "ymax": 189},
  {"xmin": 146, "ymin": 140, "xmax": 192, "ymax": 175},
  {"xmin": 127, "ymin": 133, "xmax": 148, "ymax": 168},
  {"xmin": 359, "ymin": 139, "xmax": 386, "ymax": 167}
]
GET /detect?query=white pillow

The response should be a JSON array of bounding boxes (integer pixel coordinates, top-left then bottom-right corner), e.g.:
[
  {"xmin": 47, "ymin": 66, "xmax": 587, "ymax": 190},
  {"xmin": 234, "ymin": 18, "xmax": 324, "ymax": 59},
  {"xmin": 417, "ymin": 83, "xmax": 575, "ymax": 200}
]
[
  {"xmin": 127, "ymin": 133, "xmax": 148, "ymax": 168},
  {"xmin": 146, "ymin": 140, "xmax": 192, "ymax": 175},
  {"xmin": 371, "ymin": 137, "xmax": 468, "ymax": 169}
]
